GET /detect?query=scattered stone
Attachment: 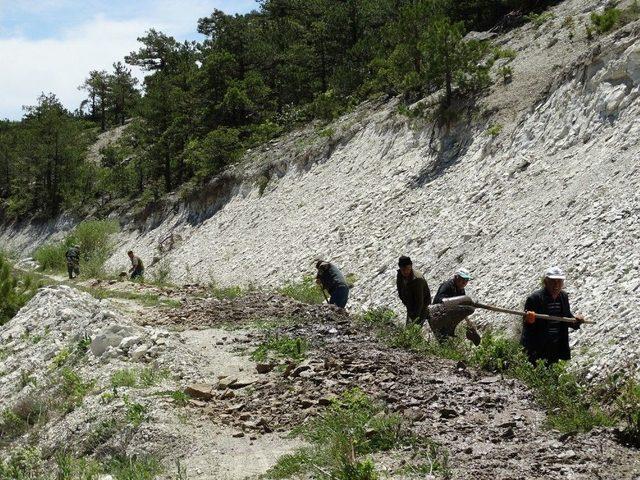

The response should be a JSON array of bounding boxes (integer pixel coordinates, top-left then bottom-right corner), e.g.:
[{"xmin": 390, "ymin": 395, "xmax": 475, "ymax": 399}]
[
  {"xmin": 184, "ymin": 383, "xmax": 215, "ymax": 401},
  {"xmin": 256, "ymin": 363, "xmax": 274, "ymax": 374}
]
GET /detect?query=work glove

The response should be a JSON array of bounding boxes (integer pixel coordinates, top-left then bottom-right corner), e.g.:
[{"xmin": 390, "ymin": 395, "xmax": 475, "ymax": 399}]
[{"xmin": 525, "ymin": 311, "xmax": 536, "ymax": 325}]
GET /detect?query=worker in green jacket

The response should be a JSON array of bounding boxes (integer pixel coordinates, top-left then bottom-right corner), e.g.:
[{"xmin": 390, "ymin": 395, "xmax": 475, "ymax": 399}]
[{"xmin": 396, "ymin": 256, "xmax": 431, "ymax": 326}]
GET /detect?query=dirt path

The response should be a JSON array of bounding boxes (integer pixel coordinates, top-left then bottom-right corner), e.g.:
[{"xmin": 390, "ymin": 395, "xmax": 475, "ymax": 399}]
[
  {"xmin": 21, "ymin": 274, "xmax": 640, "ymax": 479},
  {"xmin": 142, "ymin": 291, "xmax": 640, "ymax": 480}
]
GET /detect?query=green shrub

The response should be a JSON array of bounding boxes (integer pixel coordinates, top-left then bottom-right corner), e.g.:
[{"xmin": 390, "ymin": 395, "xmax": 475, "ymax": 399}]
[
  {"xmin": 0, "ymin": 254, "xmax": 42, "ymax": 325},
  {"xmin": 278, "ymin": 276, "xmax": 325, "ymax": 304},
  {"xmin": 33, "ymin": 220, "xmax": 119, "ymax": 276},
  {"xmin": 58, "ymin": 368, "xmax": 94, "ymax": 412},
  {"xmin": 486, "ymin": 123, "xmax": 503, "ymax": 136},
  {"xmin": 591, "ymin": 8, "xmax": 621, "ymax": 33},
  {"xmin": 268, "ymin": 388, "xmax": 448, "ymax": 479},
  {"xmin": 111, "ymin": 369, "xmax": 138, "ymax": 388},
  {"xmin": 251, "ymin": 335, "xmax": 308, "ymax": 362},
  {"xmin": 525, "ymin": 11, "xmax": 555, "ymax": 28},
  {"xmin": 210, "ymin": 282, "xmax": 247, "ymax": 300},
  {"xmin": 124, "ymin": 397, "xmax": 148, "ymax": 427}
]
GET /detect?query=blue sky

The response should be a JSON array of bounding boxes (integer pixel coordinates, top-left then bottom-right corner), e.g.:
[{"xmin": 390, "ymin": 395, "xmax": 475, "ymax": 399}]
[{"xmin": 0, "ymin": 0, "xmax": 258, "ymax": 120}]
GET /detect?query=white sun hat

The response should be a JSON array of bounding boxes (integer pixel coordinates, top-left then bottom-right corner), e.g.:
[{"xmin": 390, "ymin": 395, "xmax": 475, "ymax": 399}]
[{"xmin": 545, "ymin": 266, "xmax": 566, "ymax": 280}]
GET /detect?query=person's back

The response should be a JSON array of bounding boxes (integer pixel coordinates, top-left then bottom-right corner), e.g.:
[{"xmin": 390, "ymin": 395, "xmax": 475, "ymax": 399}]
[
  {"xmin": 65, "ymin": 246, "xmax": 80, "ymax": 279},
  {"xmin": 128, "ymin": 251, "xmax": 144, "ymax": 279},
  {"xmin": 316, "ymin": 261, "xmax": 349, "ymax": 308}
]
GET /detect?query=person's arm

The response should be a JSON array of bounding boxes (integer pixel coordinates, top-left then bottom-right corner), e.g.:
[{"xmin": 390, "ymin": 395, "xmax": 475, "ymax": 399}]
[
  {"xmin": 425, "ymin": 281, "xmax": 432, "ymax": 306},
  {"xmin": 433, "ymin": 283, "xmax": 445, "ymax": 304},
  {"xmin": 566, "ymin": 294, "xmax": 582, "ymax": 329}
]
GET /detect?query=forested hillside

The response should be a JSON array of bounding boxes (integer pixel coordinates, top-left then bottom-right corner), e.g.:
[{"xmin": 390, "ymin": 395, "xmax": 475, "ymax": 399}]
[{"xmin": 3, "ymin": 0, "xmax": 617, "ymax": 220}]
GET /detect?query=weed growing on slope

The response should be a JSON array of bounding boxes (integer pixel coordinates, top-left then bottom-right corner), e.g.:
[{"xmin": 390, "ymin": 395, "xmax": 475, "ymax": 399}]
[
  {"xmin": 278, "ymin": 276, "xmax": 325, "ymax": 304},
  {"xmin": 209, "ymin": 281, "xmax": 248, "ymax": 299},
  {"xmin": 251, "ymin": 335, "xmax": 309, "ymax": 362},
  {"xmin": 0, "ymin": 447, "xmax": 165, "ymax": 480},
  {"xmin": 0, "ymin": 253, "xmax": 43, "ymax": 325},
  {"xmin": 33, "ymin": 220, "xmax": 119, "ymax": 276},
  {"xmin": 591, "ymin": 2, "xmax": 639, "ymax": 34},
  {"xmin": 111, "ymin": 368, "xmax": 170, "ymax": 389},
  {"xmin": 266, "ymin": 388, "xmax": 450, "ymax": 479},
  {"xmin": 357, "ymin": 308, "xmax": 627, "ymax": 436}
]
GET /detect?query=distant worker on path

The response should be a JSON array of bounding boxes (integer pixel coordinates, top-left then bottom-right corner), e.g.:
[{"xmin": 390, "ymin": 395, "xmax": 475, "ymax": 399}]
[
  {"xmin": 315, "ymin": 260, "xmax": 349, "ymax": 308},
  {"xmin": 433, "ymin": 268, "xmax": 472, "ymax": 304},
  {"xmin": 521, "ymin": 266, "xmax": 584, "ymax": 365},
  {"xmin": 396, "ymin": 256, "xmax": 431, "ymax": 326},
  {"xmin": 128, "ymin": 250, "xmax": 144, "ymax": 280},
  {"xmin": 65, "ymin": 245, "xmax": 81, "ymax": 279}
]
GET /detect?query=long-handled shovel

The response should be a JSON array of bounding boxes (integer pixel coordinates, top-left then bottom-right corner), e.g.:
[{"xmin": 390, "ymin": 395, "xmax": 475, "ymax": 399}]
[{"xmin": 441, "ymin": 295, "xmax": 595, "ymax": 324}]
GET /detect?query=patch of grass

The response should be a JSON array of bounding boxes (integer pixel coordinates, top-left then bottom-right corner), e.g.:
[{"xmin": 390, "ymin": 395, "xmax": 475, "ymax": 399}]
[
  {"xmin": 84, "ymin": 287, "xmax": 181, "ymax": 308},
  {"xmin": 357, "ymin": 309, "xmax": 626, "ymax": 436},
  {"xmin": 492, "ymin": 47, "xmax": 517, "ymax": 62},
  {"xmin": 0, "ymin": 253, "xmax": 43, "ymax": 325},
  {"xmin": 251, "ymin": 335, "xmax": 309, "ymax": 362},
  {"xmin": 58, "ymin": 368, "xmax": 94, "ymax": 412},
  {"xmin": 0, "ymin": 448, "xmax": 164, "ymax": 480},
  {"xmin": 149, "ymin": 261, "xmax": 172, "ymax": 287},
  {"xmin": 278, "ymin": 276, "xmax": 325, "ymax": 304},
  {"xmin": 111, "ymin": 367, "xmax": 170, "ymax": 389},
  {"xmin": 590, "ymin": 2, "xmax": 639, "ymax": 34},
  {"xmin": 209, "ymin": 282, "xmax": 248, "ymax": 300},
  {"xmin": 486, "ymin": 123, "xmax": 503, "ymax": 136},
  {"xmin": 525, "ymin": 11, "xmax": 555, "ymax": 28},
  {"xmin": 111, "ymin": 369, "xmax": 138, "ymax": 388},
  {"xmin": 124, "ymin": 396, "xmax": 148, "ymax": 427},
  {"xmin": 33, "ymin": 220, "xmax": 119, "ymax": 276},
  {"xmin": 266, "ymin": 388, "xmax": 449, "ymax": 479}
]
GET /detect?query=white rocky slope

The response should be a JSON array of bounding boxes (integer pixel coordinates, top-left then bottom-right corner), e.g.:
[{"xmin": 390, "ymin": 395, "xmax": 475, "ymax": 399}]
[
  {"xmin": 2, "ymin": 2, "xmax": 639, "ymax": 383},
  {"xmin": 0, "ymin": 286, "xmax": 298, "ymax": 477},
  {"xmin": 103, "ymin": 15, "xmax": 640, "ymax": 381}
]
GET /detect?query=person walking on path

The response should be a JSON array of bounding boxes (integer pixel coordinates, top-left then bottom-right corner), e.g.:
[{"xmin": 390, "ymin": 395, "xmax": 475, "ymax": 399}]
[
  {"xmin": 128, "ymin": 250, "xmax": 144, "ymax": 280},
  {"xmin": 65, "ymin": 245, "xmax": 81, "ymax": 279},
  {"xmin": 396, "ymin": 256, "xmax": 431, "ymax": 326},
  {"xmin": 315, "ymin": 260, "xmax": 350, "ymax": 308},
  {"xmin": 521, "ymin": 266, "xmax": 584, "ymax": 365}
]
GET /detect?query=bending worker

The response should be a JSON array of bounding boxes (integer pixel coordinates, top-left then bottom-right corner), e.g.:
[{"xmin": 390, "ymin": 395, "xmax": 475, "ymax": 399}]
[
  {"xmin": 433, "ymin": 268, "xmax": 472, "ymax": 304},
  {"xmin": 315, "ymin": 260, "xmax": 349, "ymax": 308},
  {"xmin": 127, "ymin": 250, "xmax": 145, "ymax": 280},
  {"xmin": 396, "ymin": 256, "xmax": 431, "ymax": 326},
  {"xmin": 521, "ymin": 266, "xmax": 584, "ymax": 364}
]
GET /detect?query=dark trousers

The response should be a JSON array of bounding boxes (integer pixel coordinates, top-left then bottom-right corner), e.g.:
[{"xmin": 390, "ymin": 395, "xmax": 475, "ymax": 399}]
[
  {"xmin": 329, "ymin": 286, "xmax": 349, "ymax": 308},
  {"xmin": 67, "ymin": 263, "xmax": 79, "ymax": 279},
  {"xmin": 131, "ymin": 268, "xmax": 144, "ymax": 280}
]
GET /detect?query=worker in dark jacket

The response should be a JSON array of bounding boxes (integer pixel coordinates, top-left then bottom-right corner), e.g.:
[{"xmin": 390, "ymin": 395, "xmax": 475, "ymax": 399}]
[
  {"xmin": 65, "ymin": 245, "xmax": 81, "ymax": 279},
  {"xmin": 521, "ymin": 266, "xmax": 584, "ymax": 365},
  {"xmin": 396, "ymin": 256, "xmax": 431, "ymax": 326},
  {"xmin": 128, "ymin": 250, "xmax": 144, "ymax": 280},
  {"xmin": 433, "ymin": 268, "xmax": 472, "ymax": 304},
  {"xmin": 315, "ymin": 260, "xmax": 350, "ymax": 308}
]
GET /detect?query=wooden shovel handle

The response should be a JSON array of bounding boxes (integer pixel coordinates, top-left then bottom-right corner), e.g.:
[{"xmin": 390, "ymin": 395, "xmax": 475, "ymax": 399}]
[{"xmin": 473, "ymin": 302, "xmax": 595, "ymax": 324}]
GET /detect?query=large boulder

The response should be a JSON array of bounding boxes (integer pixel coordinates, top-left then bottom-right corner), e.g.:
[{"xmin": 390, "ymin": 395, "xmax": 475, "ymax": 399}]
[{"xmin": 90, "ymin": 325, "xmax": 136, "ymax": 357}]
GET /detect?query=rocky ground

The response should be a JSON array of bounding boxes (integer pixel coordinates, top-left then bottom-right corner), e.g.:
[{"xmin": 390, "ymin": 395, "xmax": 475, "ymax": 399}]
[{"xmin": 2, "ymin": 273, "xmax": 640, "ymax": 478}]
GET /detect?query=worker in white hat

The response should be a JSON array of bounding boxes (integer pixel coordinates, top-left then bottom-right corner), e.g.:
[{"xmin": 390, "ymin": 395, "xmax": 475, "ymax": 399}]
[
  {"xmin": 520, "ymin": 266, "xmax": 584, "ymax": 364},
  {"xmin": 433, "ymin": 267, "xmax": 472, "ymax": 304}
]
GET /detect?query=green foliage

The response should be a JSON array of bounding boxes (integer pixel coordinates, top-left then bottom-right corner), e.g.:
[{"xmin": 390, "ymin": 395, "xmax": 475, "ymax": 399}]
[
  {"xmin": 614, "ymin": 378, "xmax": 640, "ymax": 444},
  {"xmin": 278, "ymin": 276, "xmax": 325, "ymax": 304},
  {"xmin": 33, "ymin": 220, "xmax": 119, "ymax": 276},
  {"xmin": 525, "ymin": 11, "xmax": 555, "ymax": 28},
  {"xmin": 111, "ymin": 369, "xmax": 138, "ymax": 388},
  {"xmin": 0, "ymin": 448, "xmax": 163, "ymax": 480},
  {"xmin": 58, "ymin": 368, "xmax": 94, "ymax": 412},
  {"xmin": 267, "ymin": 388, "xmax": 449, "ymax": 479},
  {"xmin": 590, "ymin": 8, "xmax": 622, "ymax": 34},
  {"xmin": 251, "ymin": 336, "xmax": 309, "ymax": 362},
  {"xmin": 111, "ymin": 368, "xmax": 170, "ymax": 389},
  {"xmin": 486, "ymin": 123, "xmax": 503, "ymax": 136},
  {"xmin": 0, "ymin": 254, "xmax": 41, "ymax": 325},
  {"xmin": 124, "ymin": 397, "xmax": 148, "ymax": 427},
  {"xmin": 209, "ymin": 281, "xmax": 248, "ymax": 299}
]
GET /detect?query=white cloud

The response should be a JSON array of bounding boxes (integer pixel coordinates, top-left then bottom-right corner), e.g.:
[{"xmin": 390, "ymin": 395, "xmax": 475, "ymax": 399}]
[
  {"xmin": 0, "ymin": 16, "xmax": 147, "ymax": 119},
  {"xmin": 0, "ymin": 0, "xmax": 259, "ymax": 120}
]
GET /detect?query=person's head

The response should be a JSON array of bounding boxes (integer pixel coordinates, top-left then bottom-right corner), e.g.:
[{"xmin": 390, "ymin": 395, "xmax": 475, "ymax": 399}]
[
  {"xmin": 315, "ymin": 259, "xmax": 328, "ymax": 271},
  {"xmin": 398, "ymin": 256, "xmax": 413, "ymax": 279},
  {"xmin": 127, "ymin": 250, "xmax": 134, "ymax": 258},
  {"xmin": 454, "ymin": 267, "xmax": 472, "ymax": 289},
  {"xmin": 543, "ymin": 266, "xmax": 565, "ymax": 298}
]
